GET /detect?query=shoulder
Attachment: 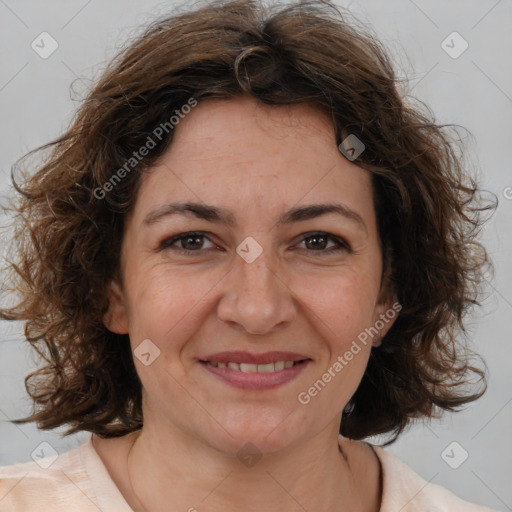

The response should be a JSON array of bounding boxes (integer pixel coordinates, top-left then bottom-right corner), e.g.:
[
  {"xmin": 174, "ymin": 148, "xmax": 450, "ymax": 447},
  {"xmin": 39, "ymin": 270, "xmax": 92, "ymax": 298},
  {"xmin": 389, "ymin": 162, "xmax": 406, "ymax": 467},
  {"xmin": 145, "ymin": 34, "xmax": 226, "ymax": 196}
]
[
  {"xmin": 0, "ymin": 438, "xmax": 103, "ymax": 511},
  {"xmin": 370, "ymin": 444, "xmax": 497, "ymax": 512}
]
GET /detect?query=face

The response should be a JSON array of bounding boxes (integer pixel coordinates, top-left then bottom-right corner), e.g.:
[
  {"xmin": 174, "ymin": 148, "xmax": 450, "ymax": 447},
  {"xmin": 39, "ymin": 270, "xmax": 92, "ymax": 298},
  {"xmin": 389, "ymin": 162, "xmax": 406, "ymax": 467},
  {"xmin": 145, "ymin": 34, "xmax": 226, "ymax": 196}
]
[{"xmin": 104, "ymin": 95, "xmax": 396, "ymax": 455}]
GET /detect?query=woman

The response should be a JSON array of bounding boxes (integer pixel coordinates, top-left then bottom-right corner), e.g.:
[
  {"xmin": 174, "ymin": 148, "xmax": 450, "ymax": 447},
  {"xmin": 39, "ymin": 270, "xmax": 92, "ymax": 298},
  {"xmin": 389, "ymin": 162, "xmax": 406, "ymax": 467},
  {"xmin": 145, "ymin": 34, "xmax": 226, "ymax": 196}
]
[{"xmin": 0, "ymin": 1, "xmax": 497, "ymax": 510}]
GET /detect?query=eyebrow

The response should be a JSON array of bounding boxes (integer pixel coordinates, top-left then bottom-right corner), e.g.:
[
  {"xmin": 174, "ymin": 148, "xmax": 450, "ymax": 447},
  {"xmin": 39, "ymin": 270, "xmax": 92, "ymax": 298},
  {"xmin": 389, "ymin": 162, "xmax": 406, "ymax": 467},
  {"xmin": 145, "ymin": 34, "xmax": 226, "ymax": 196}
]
[{"xmin": 143, "ymin": 201, "xmax": 367, "ymax": 232}]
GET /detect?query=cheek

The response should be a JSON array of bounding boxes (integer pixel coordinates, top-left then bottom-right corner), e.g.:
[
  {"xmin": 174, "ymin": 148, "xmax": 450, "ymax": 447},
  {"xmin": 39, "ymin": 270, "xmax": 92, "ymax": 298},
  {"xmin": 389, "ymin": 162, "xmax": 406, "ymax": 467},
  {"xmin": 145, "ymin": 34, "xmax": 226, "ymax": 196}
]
[
  {"xmin": 293, "ymin": 266, "xmax": 381, "ymax": 344},
  {"xmin": 123, "ymin": 262, "xmax": 221, "ymax": 349},
  {"xmin": 123, "ymin": 268, "xmax": 203, "ymax": 398}
]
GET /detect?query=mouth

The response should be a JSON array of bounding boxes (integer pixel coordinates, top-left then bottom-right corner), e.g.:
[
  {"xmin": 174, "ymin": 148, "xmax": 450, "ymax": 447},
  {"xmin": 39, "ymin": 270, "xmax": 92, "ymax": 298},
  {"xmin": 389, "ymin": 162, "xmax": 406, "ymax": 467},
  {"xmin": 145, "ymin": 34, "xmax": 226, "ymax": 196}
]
[
  {"xmin": 198, "ymin": 351, "xmax": 312, "ymax": 390},
  {"xmin": 203, "ymin": 360, "xmax": 305, "ymax": 372}
]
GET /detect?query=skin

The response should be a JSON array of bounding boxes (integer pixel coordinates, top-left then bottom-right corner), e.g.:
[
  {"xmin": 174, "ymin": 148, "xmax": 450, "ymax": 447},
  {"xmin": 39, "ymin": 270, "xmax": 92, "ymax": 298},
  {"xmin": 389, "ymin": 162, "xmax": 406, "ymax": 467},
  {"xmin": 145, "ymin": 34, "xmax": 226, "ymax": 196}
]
[{"xmin": 96, "ymin": 95, "xmax": 397, "ymax": 512}]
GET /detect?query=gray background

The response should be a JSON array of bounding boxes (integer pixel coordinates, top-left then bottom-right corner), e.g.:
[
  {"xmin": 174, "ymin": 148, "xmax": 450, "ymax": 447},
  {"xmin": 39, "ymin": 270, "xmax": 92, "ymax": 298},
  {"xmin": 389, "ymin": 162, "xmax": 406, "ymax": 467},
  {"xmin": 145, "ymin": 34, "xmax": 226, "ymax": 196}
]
[{"xmin": 0, "ymin": 0, "xmax": 510, "ymax": 510}]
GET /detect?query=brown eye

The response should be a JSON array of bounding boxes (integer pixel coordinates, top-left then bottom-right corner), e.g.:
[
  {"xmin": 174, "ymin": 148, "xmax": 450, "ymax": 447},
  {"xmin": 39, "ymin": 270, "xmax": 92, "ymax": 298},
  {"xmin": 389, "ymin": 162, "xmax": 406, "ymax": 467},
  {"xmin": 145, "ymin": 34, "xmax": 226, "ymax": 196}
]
[
  {"xmin": 180, "ymin": 234, "xmax": 205, "ymax": 250},
  {"xmin": 299, "ymin": 232, "xmax": 350, "ymax": 253},
  {"xmin": 158, "ymin": 232, "xmax": 215, "ymax": 253}
]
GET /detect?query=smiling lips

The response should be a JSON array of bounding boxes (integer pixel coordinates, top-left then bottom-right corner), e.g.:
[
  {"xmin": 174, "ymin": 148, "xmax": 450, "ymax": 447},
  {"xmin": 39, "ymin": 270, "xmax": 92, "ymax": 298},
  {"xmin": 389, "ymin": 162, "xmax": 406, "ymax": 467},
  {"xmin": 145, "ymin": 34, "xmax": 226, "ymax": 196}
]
[
  {"xmin": 207, "ymin": 360, "xmax": 298, "ymax": 372},
  {"xmin": 199, "ymin": 351, "xmax": 311, "ymax": 390}
]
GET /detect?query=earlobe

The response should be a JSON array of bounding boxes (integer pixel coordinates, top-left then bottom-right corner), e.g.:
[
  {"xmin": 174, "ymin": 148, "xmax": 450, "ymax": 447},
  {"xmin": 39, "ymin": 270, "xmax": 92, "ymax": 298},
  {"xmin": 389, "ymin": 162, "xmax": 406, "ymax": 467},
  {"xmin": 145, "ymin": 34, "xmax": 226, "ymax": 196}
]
[
  {"xmin": 372, "ymin": 334, "xmax": 383, "ymax": 347},
  {"xmin": 372, "ymin": 276, "xmax": 400, "ymax": 346},
  {"xmin": 371, "ymin": 297, "xmax": 399, "ymax": 347},
  {"xmin": 103, "ymin": 279, "xmax": 129, "ymax": 334}
]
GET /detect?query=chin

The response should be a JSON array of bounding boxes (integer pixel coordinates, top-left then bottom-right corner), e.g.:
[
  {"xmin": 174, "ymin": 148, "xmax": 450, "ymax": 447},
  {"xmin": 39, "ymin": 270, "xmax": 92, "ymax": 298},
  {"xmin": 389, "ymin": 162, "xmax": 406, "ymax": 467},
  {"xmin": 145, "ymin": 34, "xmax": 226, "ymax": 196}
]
[{"xmin": 203, "ymin": 413, "xmax": 308, "ymax": 458}]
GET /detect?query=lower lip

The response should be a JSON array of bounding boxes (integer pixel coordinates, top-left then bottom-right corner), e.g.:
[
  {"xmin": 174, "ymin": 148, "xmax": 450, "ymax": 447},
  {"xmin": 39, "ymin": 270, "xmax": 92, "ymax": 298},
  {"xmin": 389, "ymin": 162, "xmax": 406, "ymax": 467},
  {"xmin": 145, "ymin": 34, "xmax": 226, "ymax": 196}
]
[{"xmin": 199, "ymin": 361, "xmax": 311, "ymax": 390}]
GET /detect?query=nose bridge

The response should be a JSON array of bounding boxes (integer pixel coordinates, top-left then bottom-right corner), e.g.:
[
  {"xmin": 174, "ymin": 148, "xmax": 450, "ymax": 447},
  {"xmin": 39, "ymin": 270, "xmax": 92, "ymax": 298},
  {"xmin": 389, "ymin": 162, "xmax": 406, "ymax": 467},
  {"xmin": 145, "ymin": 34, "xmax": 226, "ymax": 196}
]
[
  {"xmin": 239, "ymin": 250, "xmax": 279, "ymax": 301},
  {"xmin": 217, "ymin": 239, "xmax": 295, "ymax": 334}
]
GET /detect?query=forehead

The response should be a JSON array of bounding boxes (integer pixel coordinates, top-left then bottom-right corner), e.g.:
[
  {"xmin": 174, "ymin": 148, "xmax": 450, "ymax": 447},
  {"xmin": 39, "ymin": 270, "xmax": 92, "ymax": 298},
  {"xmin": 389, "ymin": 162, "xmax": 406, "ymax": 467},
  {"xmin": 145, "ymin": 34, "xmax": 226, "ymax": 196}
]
[
  {"xmin": 163, "ymin": 96, "xmax": 338, "ymax": 170},
  {"xmin": 131, "ymin": 95, "xmax": 375, "ymax": 227}
]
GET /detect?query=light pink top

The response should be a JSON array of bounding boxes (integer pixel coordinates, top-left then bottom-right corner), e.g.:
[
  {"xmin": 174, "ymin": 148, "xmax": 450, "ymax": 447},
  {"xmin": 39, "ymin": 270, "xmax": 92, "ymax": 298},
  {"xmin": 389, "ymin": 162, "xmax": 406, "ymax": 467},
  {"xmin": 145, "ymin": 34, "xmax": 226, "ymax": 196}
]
[{"xmin": 0, "ymin": 435, "xmax": 496, "ymax": 511}]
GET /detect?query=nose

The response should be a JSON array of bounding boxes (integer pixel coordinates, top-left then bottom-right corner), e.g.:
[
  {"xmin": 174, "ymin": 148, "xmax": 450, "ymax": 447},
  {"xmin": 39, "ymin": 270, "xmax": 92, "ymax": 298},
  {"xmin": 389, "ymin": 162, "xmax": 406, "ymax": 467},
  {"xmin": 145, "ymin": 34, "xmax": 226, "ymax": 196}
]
[{"xmin": 217, "ymin": 246, "xmax": 296, "ymax": 335}]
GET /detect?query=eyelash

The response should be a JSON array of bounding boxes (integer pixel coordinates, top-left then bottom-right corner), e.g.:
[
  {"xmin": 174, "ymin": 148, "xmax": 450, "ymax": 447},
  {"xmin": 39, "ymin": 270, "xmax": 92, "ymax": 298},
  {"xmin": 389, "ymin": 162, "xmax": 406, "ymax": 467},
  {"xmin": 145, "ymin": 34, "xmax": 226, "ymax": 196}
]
[{"xmin": 157, "ymin": 231, "xmax": 351, "ymax": 256}]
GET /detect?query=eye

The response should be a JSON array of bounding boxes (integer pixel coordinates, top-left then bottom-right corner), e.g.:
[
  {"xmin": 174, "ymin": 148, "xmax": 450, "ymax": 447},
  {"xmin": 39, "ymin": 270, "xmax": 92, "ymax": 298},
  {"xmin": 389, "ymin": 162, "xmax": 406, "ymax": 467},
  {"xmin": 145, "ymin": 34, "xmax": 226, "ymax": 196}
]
[
  {"xmin": 158, "ymin": 232, "xmax": 216, "ymax": 254},
  {"xmin": 297, "ymin": 232, "xmax": 350, "ymax": 254},
  {"xmin": 157, "ymin": 231, "xmax": 351, "ymax": 255}
]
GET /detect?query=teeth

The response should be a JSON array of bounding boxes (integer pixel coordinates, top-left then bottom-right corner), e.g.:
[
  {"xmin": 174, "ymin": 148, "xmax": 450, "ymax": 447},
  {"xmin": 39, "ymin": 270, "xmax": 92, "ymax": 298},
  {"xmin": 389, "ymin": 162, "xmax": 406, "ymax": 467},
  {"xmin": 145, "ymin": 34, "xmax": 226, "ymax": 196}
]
[
  {"xmin": 257, "ymin": 363, "xmax": 275, "ymax": 373},
  {"xmin": 240, "ymin": 363, "xmax": 258, "ymax": 373},
  {"xmin": 207, "ymin": 360, "xmax": 301, "ymax": 372}
]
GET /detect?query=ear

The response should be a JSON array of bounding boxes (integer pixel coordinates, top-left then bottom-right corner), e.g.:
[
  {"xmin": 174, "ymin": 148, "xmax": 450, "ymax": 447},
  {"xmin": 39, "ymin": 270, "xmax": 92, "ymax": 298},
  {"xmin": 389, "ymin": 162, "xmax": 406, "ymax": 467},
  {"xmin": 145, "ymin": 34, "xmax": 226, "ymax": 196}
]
[
  {"xmin": 371, "ymin": 273, "xmax": 400, "ymax": 347},
  {"xmin": 103, "ymin": 279, "xmax": 129, "ymax": 334}
]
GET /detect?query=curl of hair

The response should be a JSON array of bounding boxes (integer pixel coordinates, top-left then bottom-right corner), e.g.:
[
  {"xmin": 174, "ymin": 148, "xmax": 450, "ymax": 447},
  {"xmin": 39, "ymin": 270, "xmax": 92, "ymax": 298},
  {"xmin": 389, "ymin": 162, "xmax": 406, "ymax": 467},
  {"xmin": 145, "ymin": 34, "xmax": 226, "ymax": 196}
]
[{"xmin": 0, "ymin": 0, "xmax": 495, "ymax": 444}]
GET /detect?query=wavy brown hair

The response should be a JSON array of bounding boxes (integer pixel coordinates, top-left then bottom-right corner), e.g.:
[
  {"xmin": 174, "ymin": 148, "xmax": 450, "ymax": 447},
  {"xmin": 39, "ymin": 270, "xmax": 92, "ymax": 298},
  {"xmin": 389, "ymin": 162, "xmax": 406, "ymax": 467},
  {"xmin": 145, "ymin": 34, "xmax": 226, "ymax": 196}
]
[{"xmin": 0, "ymin": 0, "xmax": 494, "ymax": 444}]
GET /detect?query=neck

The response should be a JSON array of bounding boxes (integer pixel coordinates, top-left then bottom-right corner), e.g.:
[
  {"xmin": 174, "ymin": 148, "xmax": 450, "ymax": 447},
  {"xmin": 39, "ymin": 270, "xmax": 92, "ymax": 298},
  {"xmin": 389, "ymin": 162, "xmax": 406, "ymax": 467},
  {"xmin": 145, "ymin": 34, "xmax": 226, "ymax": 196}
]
[{"xmin": 122, "ymin": 420, "xmax": 378, "ymax": 512}]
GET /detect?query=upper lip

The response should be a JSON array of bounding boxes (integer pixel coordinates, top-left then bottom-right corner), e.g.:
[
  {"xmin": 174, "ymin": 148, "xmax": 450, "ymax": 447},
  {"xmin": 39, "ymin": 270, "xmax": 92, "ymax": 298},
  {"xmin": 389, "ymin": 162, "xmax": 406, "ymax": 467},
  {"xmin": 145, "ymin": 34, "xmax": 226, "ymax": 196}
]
[{"xmin": 200, "ymin": 351, "xmax": 311, "ymax": 365}]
